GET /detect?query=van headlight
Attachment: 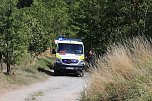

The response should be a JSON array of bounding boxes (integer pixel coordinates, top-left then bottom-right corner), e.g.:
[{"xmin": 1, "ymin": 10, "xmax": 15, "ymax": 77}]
[
  {"xmin": 79, "ymin": 61, "xmax": 85, "ymax": 66},
  {"xmin": 56, "ymin": 58, "xmax": 62, "ymax": 64}
]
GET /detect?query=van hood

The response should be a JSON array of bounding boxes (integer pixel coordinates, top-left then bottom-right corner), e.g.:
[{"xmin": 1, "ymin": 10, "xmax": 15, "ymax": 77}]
[{"xmin": 56, "ymin": 53, "xmax": 84, "ymax": 60}]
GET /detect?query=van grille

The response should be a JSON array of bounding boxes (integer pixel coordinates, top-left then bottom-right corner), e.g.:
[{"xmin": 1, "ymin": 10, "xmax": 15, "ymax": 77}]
[{"xmin": 62, "ymin": 59, "xmax": 79, "ymax": 64}]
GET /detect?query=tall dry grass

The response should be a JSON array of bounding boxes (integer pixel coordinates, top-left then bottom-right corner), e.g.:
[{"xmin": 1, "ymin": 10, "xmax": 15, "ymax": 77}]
[{"xmin": 84, "ymin": 37, "xmax": 152, "ymax": 101}]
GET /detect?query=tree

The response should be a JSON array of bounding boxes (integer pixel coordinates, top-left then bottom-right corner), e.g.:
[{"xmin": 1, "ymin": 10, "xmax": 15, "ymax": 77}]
[
  {"xmin": 42, "ymin": 0, "xmax": 69, "ymax": 36},
  {"xmin": 17, "ymin": 0, "xmax": 70, "ymax": 57},
  {"xmin": 0, "ymin": 0, "xmax": 71, "ymax": 74},
  {"xmin": 0, "ymin": 0, "xmax": 28, "ymax": 74},
  {"xmin": 69, "ymin": 0, "xmax": 152, "ymax": 53}
]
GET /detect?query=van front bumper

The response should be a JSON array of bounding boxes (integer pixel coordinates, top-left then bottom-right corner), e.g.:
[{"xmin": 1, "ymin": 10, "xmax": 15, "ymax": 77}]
[{"xmin": 54, "ymin": 63, "xmax": 84, "ymax": 73}]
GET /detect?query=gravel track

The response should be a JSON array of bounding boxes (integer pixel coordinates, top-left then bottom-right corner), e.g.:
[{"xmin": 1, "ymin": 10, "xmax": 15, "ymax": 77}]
[{"xmin": 0, "ymin": 73, "xmax": 89, "ymax": 101}]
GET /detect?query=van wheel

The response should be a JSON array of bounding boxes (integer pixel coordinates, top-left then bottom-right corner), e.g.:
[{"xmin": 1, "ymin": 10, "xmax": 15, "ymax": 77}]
[
  {"xmin": 54, "ymin": 69, "xmax": 60, "ymax": 76},
  {"xmin": 76, "ymin": 70, "xmax": 84, "ymax": 77},
  {"xmin": 79, "ymin": 72, "xmax": 84, "ymax": 77}
]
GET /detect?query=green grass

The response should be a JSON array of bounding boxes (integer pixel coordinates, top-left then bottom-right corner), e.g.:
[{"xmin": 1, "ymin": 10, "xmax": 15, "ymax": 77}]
[
  {"xmin": 0, "ymin": 54, "xmax": 54, "ymax": 93},
  {"xmin": 35, "ymin": 56, "xmax": 54, "ymax": 69}
]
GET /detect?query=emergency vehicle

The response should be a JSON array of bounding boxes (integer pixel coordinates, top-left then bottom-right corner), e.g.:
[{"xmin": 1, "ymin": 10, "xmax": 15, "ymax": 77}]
[{"xmin": 52, "ymin": 37, "xmax": 85, "ymax": 77}]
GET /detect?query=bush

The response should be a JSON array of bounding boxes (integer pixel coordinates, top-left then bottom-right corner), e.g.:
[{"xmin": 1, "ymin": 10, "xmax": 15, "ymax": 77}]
[{"xmin": 84, "ymin": 37, "xmax": 152, "ymax": 101}]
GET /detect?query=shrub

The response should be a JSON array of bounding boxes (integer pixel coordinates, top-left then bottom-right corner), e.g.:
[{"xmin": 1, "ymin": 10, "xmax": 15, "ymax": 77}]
[{"xmin": 84, "ymin": 37, "xmax": 152, "ymax": 101}]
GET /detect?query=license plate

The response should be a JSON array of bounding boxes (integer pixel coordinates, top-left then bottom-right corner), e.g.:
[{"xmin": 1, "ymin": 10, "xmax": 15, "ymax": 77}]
[{"xmin": 66, "ymin": 67, "xmax": 74, "ymax": 70}]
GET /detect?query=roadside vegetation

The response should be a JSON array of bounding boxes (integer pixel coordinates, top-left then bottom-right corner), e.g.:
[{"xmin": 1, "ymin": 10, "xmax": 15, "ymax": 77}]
[
  {"xmin": 1, "ymin": 0, "xmax": 152, "ymax": 99},
  {"xmin": 82, "ymin": 37, "xmax": 152, "ymax": 101},
  {"xmin": 0, "ymin": 53, "xmax": 53, "ymax": 93},
  {"xmin": 1, "ymin": 0, "xmax": 152, "ymax": 75},
  {"xmin": 0, "ymin": 0, "xmax": 68, "ymax": 75}
]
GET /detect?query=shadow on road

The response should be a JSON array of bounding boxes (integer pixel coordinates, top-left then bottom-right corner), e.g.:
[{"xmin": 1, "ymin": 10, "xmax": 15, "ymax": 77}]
[
  {"xmin": 37, "ymin": 67, "xmax": 54, "ymax": 76},
  {"xmin": 54, "ymin": 72, "xmax": 82, "ymax": 77}
]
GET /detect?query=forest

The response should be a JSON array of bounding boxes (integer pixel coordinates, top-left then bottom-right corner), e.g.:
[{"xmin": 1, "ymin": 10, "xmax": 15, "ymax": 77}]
[{"xmin": 0, "ymin": 0, "xmax": 152, "ymax": 74}]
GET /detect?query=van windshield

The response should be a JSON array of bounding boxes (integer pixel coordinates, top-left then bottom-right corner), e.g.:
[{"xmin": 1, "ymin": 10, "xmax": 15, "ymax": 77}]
[{"xmin": 57, "ymin": 43, "xmax": 83, "ymax": 54}]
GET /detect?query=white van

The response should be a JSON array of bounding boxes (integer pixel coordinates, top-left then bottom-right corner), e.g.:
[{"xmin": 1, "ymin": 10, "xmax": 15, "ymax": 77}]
[{"xmin": 52, "ymin": 38, "xmax": 85, "ymax": 77}]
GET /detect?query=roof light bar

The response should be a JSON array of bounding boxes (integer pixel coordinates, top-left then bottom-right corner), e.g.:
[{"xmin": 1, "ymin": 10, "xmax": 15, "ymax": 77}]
[{"xmin": 57, "ymin": 37, "xmax": 82, "ymax": 42}]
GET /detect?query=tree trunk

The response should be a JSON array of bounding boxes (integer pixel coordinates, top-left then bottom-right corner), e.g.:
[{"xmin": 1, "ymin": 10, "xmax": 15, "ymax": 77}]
[
  {"xmin": 6, "ymin": 63, "xmax": 11, "ymax": 75},
  {"xmin": 0, "ymin": 54, "xmax": 3, "ymax": 72},
  {"xmin": 6, "ymin": 52, "xmax": 11, "ymax": 75}
]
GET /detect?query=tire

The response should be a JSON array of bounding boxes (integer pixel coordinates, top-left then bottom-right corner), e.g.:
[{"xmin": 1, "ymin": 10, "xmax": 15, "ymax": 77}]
[
  {"xmin": 79, "ymin": 71, "xmax": 84, "ymax": 77},
  {"xmin": 54, "ymin": 68, "xmax": 60, "ymax": 76},
  {"xmin": 76, "ymin": 70, "xmax": 84, "ymax": 77}
]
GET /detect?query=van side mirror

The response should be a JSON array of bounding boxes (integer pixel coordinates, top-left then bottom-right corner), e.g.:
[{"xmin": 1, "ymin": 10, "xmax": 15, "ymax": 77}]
[{"xmin": 52, "ymin": 49, "xmax": 56, "ymax": 54}]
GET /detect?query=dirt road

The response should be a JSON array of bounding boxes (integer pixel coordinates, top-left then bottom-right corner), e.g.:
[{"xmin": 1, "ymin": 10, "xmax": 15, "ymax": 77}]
[{"xmin": 0, "ymin": 73, "xmax": 89, "ymax": 101}]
